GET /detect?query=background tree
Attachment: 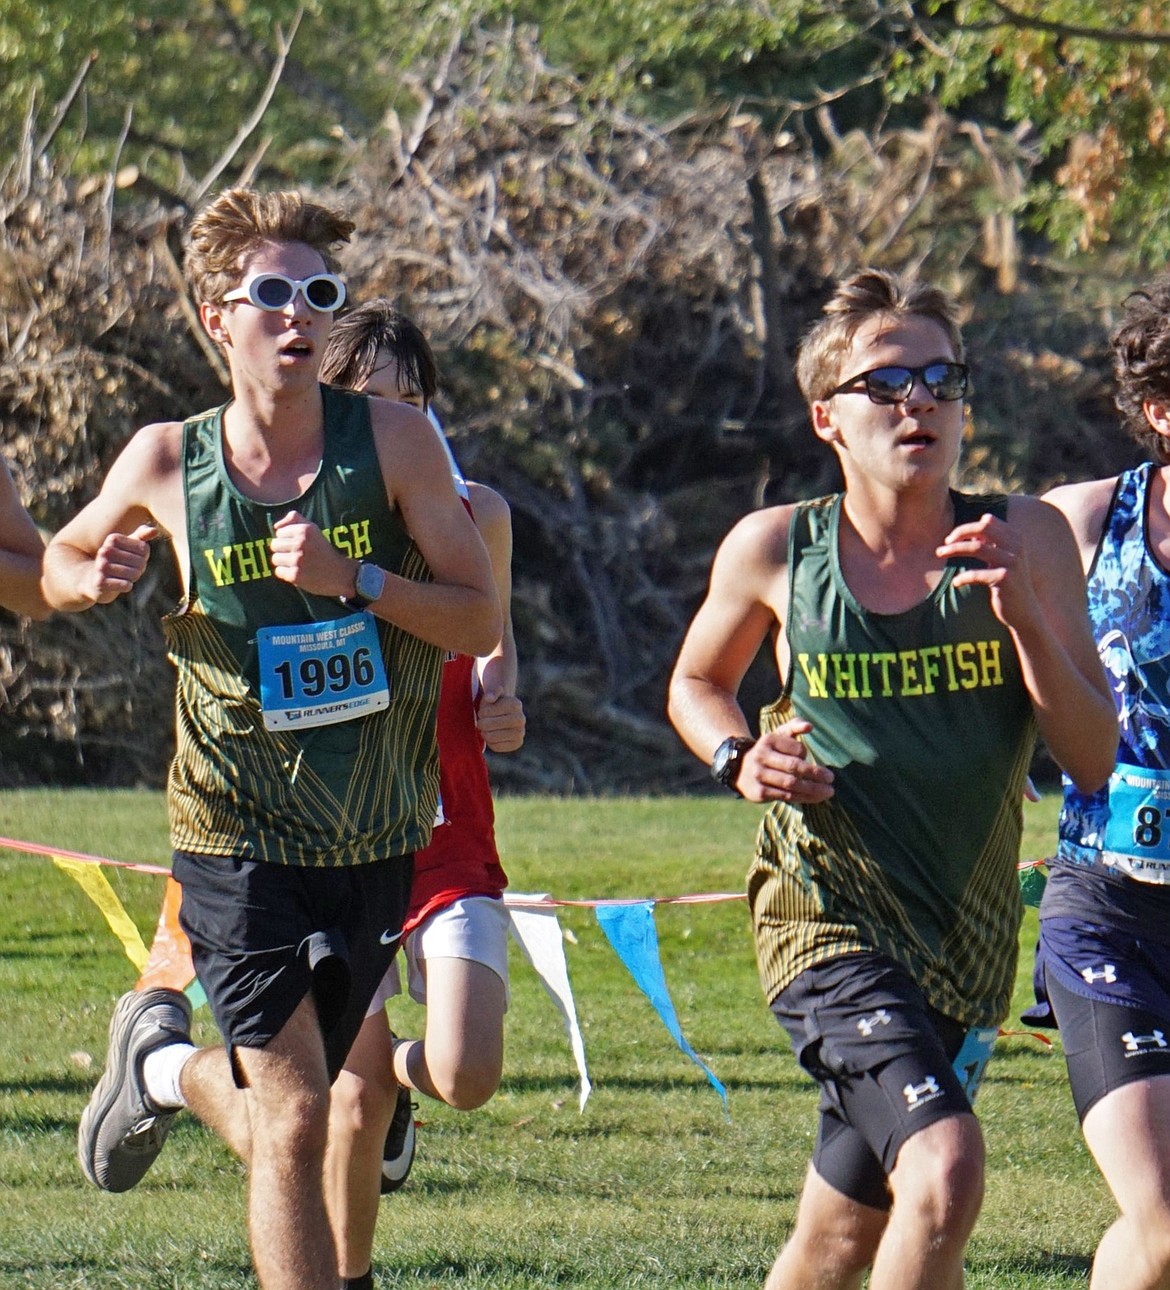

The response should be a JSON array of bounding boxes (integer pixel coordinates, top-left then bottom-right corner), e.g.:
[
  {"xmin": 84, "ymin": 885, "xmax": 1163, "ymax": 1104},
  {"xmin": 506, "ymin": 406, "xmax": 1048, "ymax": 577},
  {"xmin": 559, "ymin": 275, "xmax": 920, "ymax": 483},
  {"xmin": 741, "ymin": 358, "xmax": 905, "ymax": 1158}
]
[{"xmin": 0, "ymin": 5, "xmax": 1151, "ymax": 790}]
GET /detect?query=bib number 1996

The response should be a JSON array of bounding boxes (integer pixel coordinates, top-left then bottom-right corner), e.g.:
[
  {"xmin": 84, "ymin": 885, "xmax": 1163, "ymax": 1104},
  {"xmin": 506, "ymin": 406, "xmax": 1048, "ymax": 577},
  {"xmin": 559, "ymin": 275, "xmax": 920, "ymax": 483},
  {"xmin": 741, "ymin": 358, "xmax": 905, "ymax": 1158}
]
[{"xmin": 258, "ymin": 613, "xmax": 390, "ymax": 731}]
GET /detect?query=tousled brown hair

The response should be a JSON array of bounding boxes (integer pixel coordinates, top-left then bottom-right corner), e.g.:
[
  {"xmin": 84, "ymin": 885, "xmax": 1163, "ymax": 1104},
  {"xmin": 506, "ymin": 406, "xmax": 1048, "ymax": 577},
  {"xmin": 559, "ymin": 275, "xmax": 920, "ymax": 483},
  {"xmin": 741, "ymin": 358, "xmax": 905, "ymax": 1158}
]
[
  {"xmin": 185, "ymin": 187, "xmax": 354, "ymax": 305},
  {"xmin": 795, "ymin": 269, "xmax": 965, "ymax": 405}
]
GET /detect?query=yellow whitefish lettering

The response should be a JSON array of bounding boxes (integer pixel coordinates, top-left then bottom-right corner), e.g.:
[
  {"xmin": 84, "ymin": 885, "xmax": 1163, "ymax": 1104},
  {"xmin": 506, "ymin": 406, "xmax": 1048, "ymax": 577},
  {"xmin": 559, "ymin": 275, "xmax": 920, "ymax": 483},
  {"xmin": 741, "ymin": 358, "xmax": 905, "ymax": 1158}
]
[
  {"xmin": 203, "ymin": 546, "xmax": 235, "ymax": 587},
  {"xmin": 350, "ymin": 519, "xmax": 373, "ymax": 559},
  {"xmin": 871, "ymin": 652, "xmax": 898, "ymax": 697},
  {"xmin": 234, "ymin": 539, "xmax": 270, "ymax": 583},
  {"xmin": 955, "ymin": 642, "xmax": 979, "ymax": 690},
  {"xmin": 919, "ymin": 645, "xmax": 942, "ymax": 696},
  {"xmin": 978, "ymin": 639, "xmax": 1004, "ymax": 687},
  {"xmin": 330, "ymin": 525, "xmax": 355, "ymax": 559},
  {"xmin": 832, "ymin": 653, "xmax": 861, "ymax": 700},
  {"xmin": 941, "ymin": 643, "xmax": 959, "ymax": 691},
  {"xmin": 899, "ymin": 649, "xmax": 923, "ymax": 697},
  {"xmin": 798, "ymin": 653, "xmax": 830, "ymax": 699}
]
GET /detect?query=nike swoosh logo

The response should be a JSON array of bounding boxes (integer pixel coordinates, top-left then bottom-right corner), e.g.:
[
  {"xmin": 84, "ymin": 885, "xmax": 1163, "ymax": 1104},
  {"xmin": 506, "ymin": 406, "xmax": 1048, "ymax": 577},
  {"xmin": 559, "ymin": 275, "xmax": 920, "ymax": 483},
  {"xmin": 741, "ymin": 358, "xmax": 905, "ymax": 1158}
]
[{"xmin": 380, "ymin": 930, "xmax": 402, "ymax": 946}]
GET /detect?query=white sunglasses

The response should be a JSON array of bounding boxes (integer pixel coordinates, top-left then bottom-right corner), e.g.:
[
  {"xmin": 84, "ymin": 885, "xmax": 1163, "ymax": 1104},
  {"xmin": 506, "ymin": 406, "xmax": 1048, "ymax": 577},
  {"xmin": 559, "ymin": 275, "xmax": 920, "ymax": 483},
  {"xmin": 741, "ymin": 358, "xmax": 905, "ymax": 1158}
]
[{"xmin": 222, "ymin": 272, "xmax": 347, "ymax": 313}]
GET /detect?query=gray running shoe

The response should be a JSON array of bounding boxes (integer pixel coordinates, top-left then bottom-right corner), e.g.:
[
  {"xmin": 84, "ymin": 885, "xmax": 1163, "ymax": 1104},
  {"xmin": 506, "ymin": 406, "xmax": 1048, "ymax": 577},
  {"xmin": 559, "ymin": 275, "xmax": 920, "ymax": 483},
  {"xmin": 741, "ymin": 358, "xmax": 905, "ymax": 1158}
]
[
  {"xmin": 380, "ymin": 1084, "xmax": 417, "ymax": 1194},
  {"xmin": 78, "ymin": 987, "xmax": 193, "ymax": 1192}
]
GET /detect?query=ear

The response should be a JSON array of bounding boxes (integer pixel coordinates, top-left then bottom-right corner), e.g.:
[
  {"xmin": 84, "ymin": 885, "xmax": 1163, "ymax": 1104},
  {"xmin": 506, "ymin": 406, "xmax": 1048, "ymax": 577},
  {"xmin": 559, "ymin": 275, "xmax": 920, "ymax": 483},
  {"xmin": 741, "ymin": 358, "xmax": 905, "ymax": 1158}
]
[
  {"xmin": 811, "ymin": 398, "xmax": 839, "ymax": 446},
  {"xmin": 1144, "ymin": 399, "xmax": 1170, "ymax": 438},
  {"xmin": 200, "ymin": 299, "xmax": 230, "ymax": 346}
]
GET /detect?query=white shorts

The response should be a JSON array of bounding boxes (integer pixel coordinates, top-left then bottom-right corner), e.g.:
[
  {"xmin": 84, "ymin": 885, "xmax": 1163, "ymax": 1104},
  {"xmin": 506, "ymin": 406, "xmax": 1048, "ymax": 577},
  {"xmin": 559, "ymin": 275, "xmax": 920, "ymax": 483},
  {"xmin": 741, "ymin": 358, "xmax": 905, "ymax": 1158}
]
[{"xmin": 364, "ymin": 895, "xmax": 510, "ymax": 1017}]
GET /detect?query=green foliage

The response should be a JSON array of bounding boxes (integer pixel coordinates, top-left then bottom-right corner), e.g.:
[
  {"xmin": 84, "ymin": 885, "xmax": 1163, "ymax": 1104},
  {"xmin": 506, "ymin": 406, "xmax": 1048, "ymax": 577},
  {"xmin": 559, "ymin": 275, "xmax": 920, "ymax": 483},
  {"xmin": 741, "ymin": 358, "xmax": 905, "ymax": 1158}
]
[
  {"xmin": 6, "ymin": 0, "xmax": 1170, "ymax": 262},
  {"xmin": 904, "ymin": 0, "xmax": 1170, "ymax": 264},
  {"xmin": 0, "ymin": 0, "xmax": 460, "ymax": 187}
]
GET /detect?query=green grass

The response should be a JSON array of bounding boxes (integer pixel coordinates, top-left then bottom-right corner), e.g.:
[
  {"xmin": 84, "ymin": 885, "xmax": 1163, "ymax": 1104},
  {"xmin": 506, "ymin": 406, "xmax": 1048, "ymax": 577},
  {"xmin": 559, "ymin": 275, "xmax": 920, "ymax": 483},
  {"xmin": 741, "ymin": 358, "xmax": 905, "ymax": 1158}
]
[{"xmin": 0, "ymin": 790, "xmax": 1103, "ymax": 1287}]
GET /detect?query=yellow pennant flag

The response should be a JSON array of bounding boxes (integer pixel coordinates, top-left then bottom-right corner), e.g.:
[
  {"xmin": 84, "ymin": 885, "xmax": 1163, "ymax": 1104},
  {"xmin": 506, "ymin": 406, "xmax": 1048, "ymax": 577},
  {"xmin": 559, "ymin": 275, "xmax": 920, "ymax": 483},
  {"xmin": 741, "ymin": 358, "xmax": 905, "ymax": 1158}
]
[{"xmin": 53, "ymin": 856, "xmax": 150, "ymax": 973}]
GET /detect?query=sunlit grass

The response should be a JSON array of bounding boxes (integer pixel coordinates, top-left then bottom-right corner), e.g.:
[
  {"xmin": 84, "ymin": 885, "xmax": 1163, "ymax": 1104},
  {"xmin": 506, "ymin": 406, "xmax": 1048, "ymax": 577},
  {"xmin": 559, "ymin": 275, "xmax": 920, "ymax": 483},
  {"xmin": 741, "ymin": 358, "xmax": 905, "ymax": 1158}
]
[{"xmin": 0, "ymin": 790, "xmax": 1096, "ymax": 1288}]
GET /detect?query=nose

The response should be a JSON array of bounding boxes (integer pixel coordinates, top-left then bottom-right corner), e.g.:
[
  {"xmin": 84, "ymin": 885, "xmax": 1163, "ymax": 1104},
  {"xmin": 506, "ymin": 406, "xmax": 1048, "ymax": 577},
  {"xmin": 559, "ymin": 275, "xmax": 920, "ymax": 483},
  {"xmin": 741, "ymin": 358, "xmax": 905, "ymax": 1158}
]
[
  {"xmin": 900, "ymin": 371, "xmax": 936, "ymax": 409},
  {"xmin": 281, "ymin": 286, "xmax": 312, "ymax": 320}
]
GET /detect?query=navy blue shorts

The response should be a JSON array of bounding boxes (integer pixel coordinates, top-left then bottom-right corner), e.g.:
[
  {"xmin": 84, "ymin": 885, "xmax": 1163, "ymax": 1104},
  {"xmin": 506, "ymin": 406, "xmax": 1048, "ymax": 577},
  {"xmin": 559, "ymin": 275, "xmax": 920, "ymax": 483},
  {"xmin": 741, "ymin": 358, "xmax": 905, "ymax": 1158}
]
[
  {"xmin": 1034, "ymin": 918, "xmax": 1170, "ymax": 1120},
  {"xmin": 174, "ymin": 850, "xmax": 413, "ymax": 1086},
  {"xmin": 771, "ymin": 951, "xmax": 992, "ymax": 1211}
]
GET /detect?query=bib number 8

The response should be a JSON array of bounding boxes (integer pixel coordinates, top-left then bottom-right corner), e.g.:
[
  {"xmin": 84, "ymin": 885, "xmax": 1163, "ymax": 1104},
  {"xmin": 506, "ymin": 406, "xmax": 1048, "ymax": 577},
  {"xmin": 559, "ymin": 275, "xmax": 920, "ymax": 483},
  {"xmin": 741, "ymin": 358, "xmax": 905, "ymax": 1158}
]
[{"xmin": 1136, "ymin": 805, "xmax": 1163, "ymax": 849}]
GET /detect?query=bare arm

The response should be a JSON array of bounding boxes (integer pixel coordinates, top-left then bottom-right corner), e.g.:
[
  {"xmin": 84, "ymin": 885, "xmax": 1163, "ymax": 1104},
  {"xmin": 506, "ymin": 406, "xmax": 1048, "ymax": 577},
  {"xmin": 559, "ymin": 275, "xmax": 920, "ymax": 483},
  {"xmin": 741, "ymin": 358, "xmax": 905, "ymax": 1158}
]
[
  {"xmin": 667, "ymin": 507, "xmax": 835, "ymax": 804},
  {"xmin": 939, "ymin": 495, "xmax": 1117, "ymax": 793},
  {"xmin": 0, "ymin": 460, "xmax": 49, "ymax": 619},
  {"xmin": 268, "ymin": 401, "xmax": 501, "ymax": 657},
  {"xmin": 466, "ymin": 483, "xmax": 525, "ymax": 754},
  {"xmin": 42, "ymin": 424, "xmax": 181, "ymax": 612},
  {"xmin": 1042, "ymin": 476, "xmax": 1118, "ymax": 574}
]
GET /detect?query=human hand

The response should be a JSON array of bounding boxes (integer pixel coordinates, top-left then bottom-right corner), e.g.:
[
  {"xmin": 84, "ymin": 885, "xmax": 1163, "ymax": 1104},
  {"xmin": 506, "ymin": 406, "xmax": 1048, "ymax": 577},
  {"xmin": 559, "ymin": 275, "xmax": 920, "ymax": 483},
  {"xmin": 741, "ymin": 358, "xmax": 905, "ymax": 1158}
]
[
  {"xmin": 85, "ymin": 524, "xmax": 158, "ymax": 604},
  {"xmin": 270, "ymin": 510, "xmax": 352, "ymax": 598},
  {"xmin": 938, "ymin": 512, "xmax": 1040, "ymax": 631},
  {"xmin": 477, "ymin": 691, "xmax": 526, "ymax": 753},
  {"xmin": 736, "ymin": 720, "xmax": 835, "ymax": 804}
]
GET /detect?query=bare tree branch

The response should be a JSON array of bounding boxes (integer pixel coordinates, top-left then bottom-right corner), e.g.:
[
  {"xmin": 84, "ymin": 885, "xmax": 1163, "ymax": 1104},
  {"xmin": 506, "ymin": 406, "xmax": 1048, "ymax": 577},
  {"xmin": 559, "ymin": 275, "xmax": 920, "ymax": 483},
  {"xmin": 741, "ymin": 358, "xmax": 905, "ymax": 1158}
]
[
  {"xmin": 187, "ymin": 8, "xmax": 304, "ymax": 207},
  {"xmin": 35, "ymin": 52, "xmax": 99, "ymax": 161},
  {"xmin": 924, "ymin": 0, "xmax": 1170, "ymax": 45}
]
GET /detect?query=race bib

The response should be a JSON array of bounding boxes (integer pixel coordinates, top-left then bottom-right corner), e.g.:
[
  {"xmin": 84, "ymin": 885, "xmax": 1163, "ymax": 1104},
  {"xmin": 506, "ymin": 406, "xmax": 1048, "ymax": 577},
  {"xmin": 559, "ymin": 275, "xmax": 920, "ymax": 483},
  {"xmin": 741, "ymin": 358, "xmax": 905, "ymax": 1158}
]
[
  {"xmin": 1103, "ymin": 765, "xmax": 1170, "ymax": 878},
  {"xmin": 257, "ymin": 612, "xmax": 389, "ymax": 731}
]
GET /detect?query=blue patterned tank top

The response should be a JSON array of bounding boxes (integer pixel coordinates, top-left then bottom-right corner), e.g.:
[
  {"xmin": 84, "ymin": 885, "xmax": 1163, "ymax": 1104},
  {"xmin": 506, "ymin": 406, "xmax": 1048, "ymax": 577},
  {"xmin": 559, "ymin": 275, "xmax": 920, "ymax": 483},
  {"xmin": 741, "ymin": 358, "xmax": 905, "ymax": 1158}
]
[{"xmin": 1051, "ymin": 463, "xmax": 1170, "ymax": 921}]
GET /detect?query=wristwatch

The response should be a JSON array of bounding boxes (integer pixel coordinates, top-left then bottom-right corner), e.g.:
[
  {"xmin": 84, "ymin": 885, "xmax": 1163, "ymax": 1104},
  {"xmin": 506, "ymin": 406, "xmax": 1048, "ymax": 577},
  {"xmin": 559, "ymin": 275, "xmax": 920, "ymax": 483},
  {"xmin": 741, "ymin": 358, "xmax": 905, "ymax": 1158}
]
[
  {"xmin": 710, "ymin": 735, "xmax": 754, "ymax": 796},
  {"xmin": 341, "ymin": 560, "xmax": 385, "ymax": 611}
]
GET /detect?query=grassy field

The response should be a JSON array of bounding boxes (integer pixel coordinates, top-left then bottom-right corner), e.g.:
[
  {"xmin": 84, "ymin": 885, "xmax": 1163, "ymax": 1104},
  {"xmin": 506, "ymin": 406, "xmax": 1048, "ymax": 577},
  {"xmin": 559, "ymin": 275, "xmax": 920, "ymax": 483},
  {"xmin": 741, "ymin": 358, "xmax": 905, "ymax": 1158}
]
[{"xmin": 0, "ymin": 790, "xmax": 1101, "ymax": 1288}]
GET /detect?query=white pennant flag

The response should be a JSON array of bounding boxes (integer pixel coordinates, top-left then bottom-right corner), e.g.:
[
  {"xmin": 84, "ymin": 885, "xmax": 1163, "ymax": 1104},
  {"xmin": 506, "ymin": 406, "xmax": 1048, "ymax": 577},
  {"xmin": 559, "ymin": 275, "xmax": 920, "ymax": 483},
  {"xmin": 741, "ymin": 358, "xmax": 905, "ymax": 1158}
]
[{"xmin": 505, "ymin": 895, "xmax": 592, "ymax": 1111}]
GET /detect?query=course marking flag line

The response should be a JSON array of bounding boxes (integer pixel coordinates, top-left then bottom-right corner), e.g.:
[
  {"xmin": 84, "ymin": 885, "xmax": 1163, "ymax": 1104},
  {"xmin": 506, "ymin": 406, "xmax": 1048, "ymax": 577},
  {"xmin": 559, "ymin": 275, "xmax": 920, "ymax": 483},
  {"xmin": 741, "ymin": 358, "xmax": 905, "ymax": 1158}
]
[
  {"xmin": 0, "ymin": 835, "xmax": 169, "ymax": 876},
  {"xmin": 0, "ymin": 835, "xmax": 1052, "ymax": 902}
]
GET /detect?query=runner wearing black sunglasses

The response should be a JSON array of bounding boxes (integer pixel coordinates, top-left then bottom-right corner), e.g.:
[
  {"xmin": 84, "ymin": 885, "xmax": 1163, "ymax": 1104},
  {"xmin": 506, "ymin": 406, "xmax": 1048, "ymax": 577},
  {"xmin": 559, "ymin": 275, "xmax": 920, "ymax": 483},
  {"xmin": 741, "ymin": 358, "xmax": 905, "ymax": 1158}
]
[{"xmin": 670, "ymin": 267, "xmax": 1116, "ymax": 1290}]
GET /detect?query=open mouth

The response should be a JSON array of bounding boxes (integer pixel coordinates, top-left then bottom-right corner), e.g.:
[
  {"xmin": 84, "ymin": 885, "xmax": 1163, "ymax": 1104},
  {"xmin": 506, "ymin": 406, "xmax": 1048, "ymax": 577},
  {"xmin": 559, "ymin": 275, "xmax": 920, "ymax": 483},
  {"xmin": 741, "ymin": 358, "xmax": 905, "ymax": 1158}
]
[{"xmin": 281, "ymin": 338, "xmax": 314, "ymax": 358}]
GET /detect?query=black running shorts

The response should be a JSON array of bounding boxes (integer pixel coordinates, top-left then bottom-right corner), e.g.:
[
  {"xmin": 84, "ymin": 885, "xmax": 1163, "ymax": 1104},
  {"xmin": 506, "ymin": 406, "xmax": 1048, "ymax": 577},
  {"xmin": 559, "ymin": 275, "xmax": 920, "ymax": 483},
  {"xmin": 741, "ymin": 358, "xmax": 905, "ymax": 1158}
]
[
  {"xmin": 771, "ymin": 951, "xmax": 982, "ymax": 1211},
  {"xmin": 174, "ymin": 850, "xmax": 413, "ymax": 1086},
  {"xmin": 1038, "ymin": 921, "xmax": 1170, "ymax": 1121}
]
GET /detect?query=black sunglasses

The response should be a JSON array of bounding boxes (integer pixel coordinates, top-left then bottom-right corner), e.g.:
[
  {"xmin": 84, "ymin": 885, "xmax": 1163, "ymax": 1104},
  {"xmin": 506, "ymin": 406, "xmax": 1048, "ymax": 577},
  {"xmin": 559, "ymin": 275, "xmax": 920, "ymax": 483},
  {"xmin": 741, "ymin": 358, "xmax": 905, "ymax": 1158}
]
[{"xmin": 828, "ymin": 362, "xmax": 970, "ymax": 405}]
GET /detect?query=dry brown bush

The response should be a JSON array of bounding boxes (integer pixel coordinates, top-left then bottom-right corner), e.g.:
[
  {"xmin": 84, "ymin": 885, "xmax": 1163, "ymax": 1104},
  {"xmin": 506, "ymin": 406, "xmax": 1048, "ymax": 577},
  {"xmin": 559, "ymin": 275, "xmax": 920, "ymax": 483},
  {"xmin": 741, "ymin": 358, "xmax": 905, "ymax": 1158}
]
[{"xmin": 0, "ymin": 28, "xmax": 1134, "ymax": 792}]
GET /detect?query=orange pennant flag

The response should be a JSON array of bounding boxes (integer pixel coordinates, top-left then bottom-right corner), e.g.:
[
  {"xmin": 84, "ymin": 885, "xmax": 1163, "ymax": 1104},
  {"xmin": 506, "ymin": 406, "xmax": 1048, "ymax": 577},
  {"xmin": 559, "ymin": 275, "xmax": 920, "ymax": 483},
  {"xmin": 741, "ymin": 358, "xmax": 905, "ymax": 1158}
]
[{"xmin": 136, "ymin": 876, "xmax": 197, "ymax": 993}]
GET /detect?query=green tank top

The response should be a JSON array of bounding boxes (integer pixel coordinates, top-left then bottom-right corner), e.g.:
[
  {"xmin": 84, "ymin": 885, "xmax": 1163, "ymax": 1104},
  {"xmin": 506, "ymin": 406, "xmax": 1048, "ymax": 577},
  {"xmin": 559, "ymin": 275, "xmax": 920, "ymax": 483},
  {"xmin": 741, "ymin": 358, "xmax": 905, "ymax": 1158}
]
[
  {"xmin": 749, "ymin": 491, "xmax": 1036, "ymax": 1026},
  {"xmin": 163, "ymin": 384, "xmax": 443, "ymax": 866}
]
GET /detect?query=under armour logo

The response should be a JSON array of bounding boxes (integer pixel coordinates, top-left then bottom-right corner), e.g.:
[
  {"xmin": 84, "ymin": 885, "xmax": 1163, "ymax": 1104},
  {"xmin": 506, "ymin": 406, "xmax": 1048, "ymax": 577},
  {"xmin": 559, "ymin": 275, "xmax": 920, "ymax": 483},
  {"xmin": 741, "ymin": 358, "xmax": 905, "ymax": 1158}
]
[
  {"xmin": 1081, "ymin": 963, "xmax": 1118, "ymax": 985},
  {"xmin": 856, "ymin": 1009, "xmax": 892, "ymax": 1037},
  {"xmin": 903, "ymin": 1075, "xmax": 941, "ymax": 1107},
  {"xmin": 1122, "ymin": 1030, "xmax": 1168, "ymax": 1053}
]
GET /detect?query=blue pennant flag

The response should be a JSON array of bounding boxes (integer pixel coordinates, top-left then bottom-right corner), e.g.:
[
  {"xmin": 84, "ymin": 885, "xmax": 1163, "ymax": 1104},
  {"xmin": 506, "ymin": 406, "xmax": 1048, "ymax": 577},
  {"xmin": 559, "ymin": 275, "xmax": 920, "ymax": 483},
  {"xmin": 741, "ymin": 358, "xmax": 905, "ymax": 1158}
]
[{"xmin": 594, "ymin": 902, "xmax": 729, "ymax": 1118}]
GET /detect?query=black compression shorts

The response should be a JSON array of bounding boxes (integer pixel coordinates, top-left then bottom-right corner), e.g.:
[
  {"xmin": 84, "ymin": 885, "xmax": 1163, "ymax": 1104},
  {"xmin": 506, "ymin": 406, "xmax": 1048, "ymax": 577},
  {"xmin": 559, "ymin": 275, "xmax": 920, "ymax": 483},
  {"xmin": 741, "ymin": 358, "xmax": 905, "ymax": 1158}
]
[{"xmin": 771, "ymin": 951, "xmax": 988, "ymax": 1211}]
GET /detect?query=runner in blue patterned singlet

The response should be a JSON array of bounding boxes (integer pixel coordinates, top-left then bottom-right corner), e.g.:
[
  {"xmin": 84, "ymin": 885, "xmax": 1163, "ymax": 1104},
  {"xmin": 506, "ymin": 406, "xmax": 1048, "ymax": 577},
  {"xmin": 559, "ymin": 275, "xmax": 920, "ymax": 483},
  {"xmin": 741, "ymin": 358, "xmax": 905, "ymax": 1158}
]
[
  {"xmin": 669, "ymin": 269, "xmax": 1116, "ymax": 1290},
  {"xmin": 1034, "ymin": 271, "xmax": 1170, "ymax": 1290},
  {"xmin": 43, "ymin": 189, "xmax": 502, "ymax": 1290}
]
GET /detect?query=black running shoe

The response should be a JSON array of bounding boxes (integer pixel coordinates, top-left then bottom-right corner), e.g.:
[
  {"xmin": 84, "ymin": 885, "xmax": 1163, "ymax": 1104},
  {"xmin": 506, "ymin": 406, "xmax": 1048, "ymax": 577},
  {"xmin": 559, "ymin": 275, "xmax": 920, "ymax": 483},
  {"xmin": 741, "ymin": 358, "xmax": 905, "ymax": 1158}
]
[{"xmin": 380, "ymin": 1084, "xmax": 416, "ymax": 1194}]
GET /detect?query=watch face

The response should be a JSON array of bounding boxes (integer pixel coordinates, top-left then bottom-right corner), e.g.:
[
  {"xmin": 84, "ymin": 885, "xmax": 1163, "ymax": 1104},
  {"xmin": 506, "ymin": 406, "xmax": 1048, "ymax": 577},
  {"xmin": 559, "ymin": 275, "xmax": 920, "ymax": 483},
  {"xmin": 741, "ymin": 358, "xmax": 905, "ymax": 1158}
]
[
  {"xmin": 712, "ymin": 737, "xmax": 740, "ymax": 784},
  {"xmin": 354, "ymin": 562, "xmax": 384, "ymax": 603}
]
